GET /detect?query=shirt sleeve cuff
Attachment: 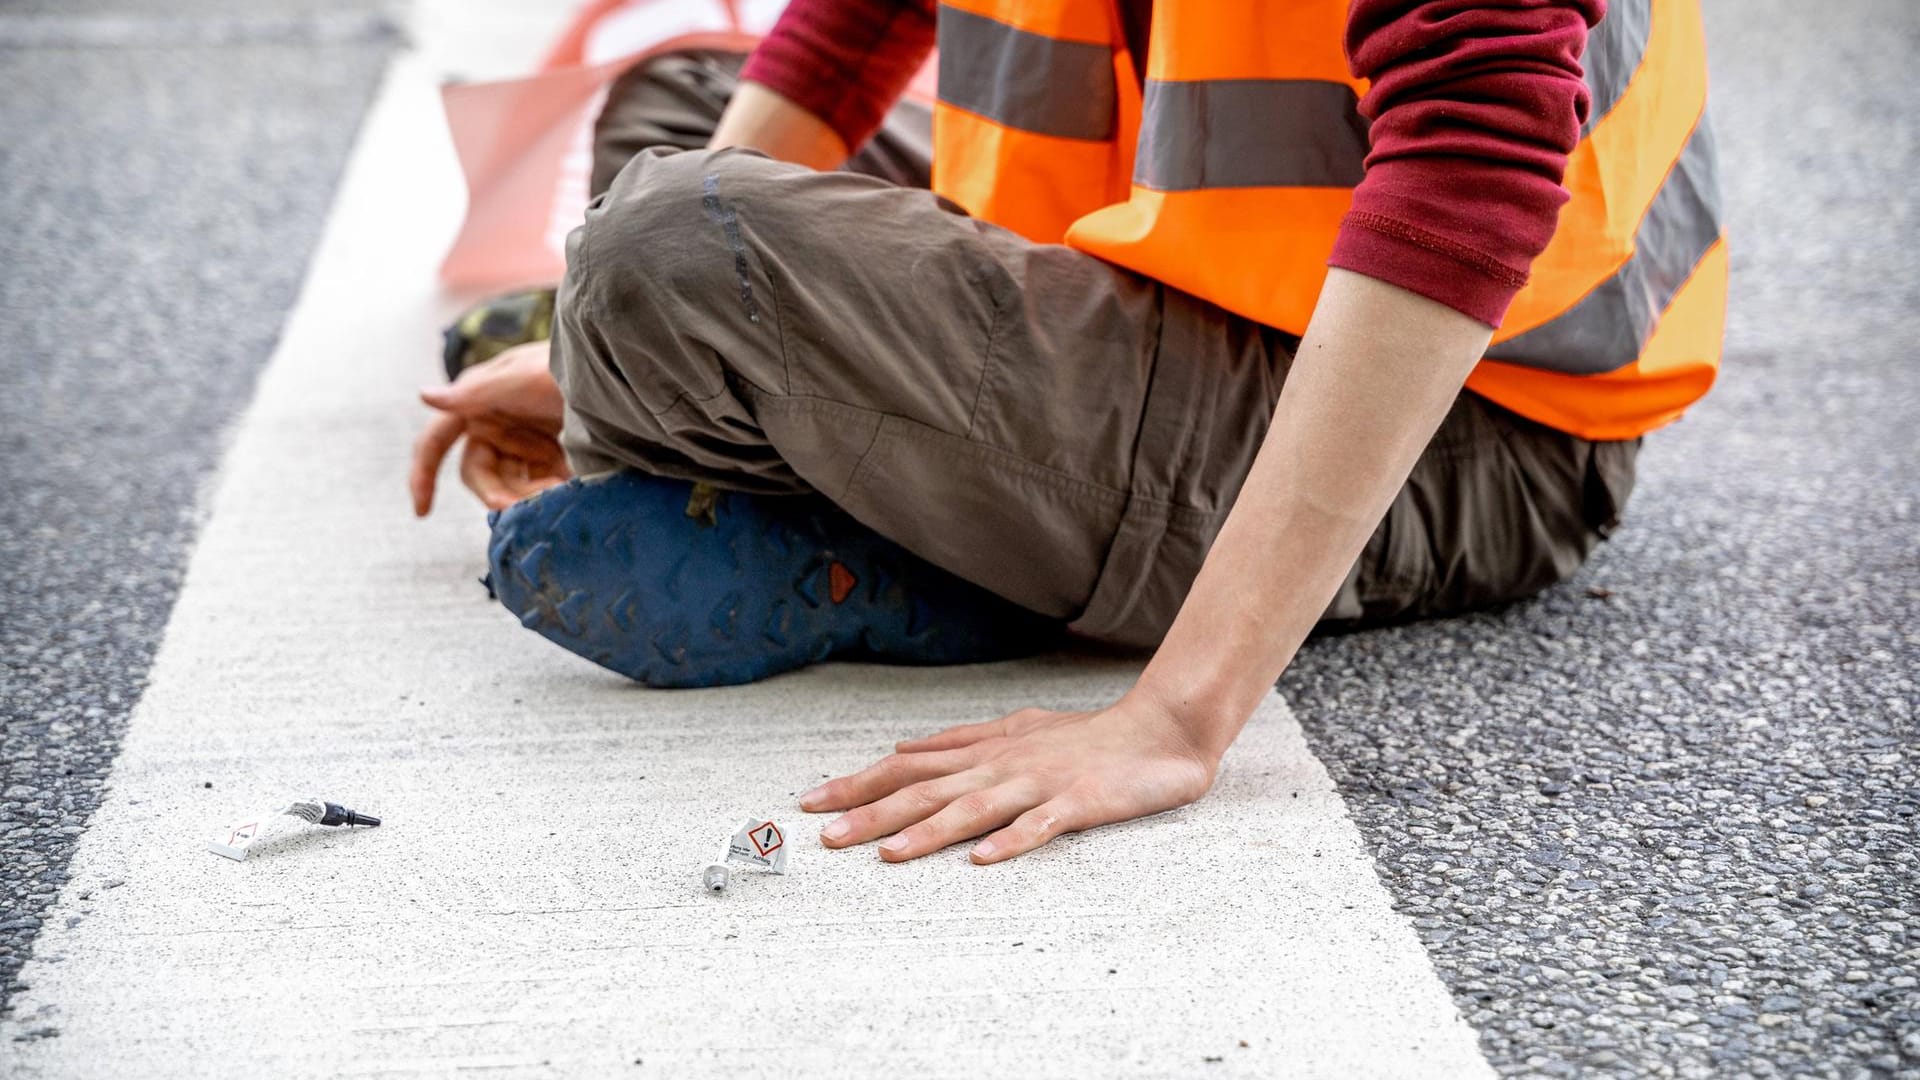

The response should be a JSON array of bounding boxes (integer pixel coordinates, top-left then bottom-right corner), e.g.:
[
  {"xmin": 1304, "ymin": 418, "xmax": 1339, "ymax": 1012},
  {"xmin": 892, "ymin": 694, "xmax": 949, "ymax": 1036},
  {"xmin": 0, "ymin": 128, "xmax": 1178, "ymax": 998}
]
[{"xmin": 1328, "ymin": 211, "xmax": 1528, "ymax": 328}]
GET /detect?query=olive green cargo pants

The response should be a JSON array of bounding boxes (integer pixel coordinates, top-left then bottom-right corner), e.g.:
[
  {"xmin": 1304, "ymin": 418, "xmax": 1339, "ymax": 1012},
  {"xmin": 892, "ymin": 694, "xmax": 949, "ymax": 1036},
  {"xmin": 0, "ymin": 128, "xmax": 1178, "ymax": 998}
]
[{"xmin": 550, "ymin": 51, "xmax": 1640, "ymax": 649}]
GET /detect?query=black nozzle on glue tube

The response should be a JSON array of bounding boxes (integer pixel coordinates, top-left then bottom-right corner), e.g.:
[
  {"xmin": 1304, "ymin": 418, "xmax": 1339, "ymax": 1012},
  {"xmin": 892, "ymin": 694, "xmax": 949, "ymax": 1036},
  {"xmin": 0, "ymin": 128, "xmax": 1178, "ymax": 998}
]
[
  {"xmin": 290, "ymin": 799, "xmax": 381, "ymax": 828},
  {"xmin": 208, "ymin": 796, "xmax": 381, "ymax": 861}
]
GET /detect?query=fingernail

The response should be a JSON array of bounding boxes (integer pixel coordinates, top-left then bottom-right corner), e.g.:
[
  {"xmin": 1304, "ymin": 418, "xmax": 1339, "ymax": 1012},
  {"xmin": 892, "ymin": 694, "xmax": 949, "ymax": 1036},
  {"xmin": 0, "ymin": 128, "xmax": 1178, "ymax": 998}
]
[
  {"xmin": 971, "ymin": 840, "xmax": 996, "ymax": 861},
  {"xmin": 799, "ymin": 785, "xmax": 827, "ymax": 809},
  {"xmin": 820, "ymin": 819, "xmax": 850, "ymax": 843},
  {"xmin": 877, "ymin": 834, "xmax": 909, "ymax": 853}
]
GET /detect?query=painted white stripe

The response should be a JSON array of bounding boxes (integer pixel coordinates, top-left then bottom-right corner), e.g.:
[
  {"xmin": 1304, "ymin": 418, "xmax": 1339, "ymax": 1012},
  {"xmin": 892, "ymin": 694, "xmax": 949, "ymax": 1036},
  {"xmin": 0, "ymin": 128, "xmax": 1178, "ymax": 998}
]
[{"xmin": 0, "ymin": 49, "xmax": 1493, "ymax": 1080}]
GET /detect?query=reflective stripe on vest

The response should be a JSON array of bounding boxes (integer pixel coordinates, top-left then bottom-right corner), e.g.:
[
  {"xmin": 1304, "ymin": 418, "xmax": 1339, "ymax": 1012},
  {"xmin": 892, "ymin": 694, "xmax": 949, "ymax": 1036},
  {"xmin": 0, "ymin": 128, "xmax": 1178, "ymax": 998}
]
[
  {"xmin": 931, "ymin": 0, "xmax": 1725, "ymax": 439},
  {"xmin": 1134, "ymin": 80, "xmax": 1368, "ymax": 190},
  {"xmin": 938, "ymin": 5, "xmax": 1116, "ymax": 142},
  {"xmin": 1487, "ymin": 114, "xmax": 1722, "ymax": 375}
]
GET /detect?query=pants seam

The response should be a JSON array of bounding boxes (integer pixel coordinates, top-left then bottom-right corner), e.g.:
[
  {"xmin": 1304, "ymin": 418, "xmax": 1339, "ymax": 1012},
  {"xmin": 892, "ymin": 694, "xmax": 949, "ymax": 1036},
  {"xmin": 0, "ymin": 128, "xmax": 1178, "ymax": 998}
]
[
  {"xmin": 747, "ymin": 392, "xmax": 889, "ymax": 496},
  {"xmin": 648, "ymin": 381, "xmax": 732, "ymax": 419},
  {"xmin": 965, "ymin": 285, "xmax": 1005, "ymax": 438},
  {"xmin": 846, "ymin": 408, "xmax": 888, "ymax": 494},
  {"xmin": 1072, "ymin": 285, "xmax": 1179, "ymax": 636}
]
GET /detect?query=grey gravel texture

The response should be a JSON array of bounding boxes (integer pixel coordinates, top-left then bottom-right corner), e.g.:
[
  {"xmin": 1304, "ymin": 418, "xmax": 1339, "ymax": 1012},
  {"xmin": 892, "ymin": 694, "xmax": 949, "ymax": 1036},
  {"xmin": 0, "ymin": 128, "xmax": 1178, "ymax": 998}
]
[
  {"xmin": 0, "ymin": 0, "xmax": 393, "ymax": 1013},
  {"xmin": 1288, "ymin": 1, "xmax": 1919, "ymax": 1076}
]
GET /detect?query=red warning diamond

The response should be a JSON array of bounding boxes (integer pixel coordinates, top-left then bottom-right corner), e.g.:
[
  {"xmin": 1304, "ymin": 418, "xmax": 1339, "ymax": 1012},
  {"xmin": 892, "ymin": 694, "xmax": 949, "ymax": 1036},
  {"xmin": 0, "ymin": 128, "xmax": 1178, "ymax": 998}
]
[{"xmin": 750, "ymin": 821, "xmax": 784, "ymax": 857}]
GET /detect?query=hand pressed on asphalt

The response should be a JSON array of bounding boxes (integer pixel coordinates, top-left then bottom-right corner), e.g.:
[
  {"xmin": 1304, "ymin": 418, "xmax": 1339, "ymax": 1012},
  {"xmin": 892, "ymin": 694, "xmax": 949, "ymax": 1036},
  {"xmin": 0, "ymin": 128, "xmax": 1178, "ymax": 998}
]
[
  {"xmin": 800, "ymin": 695, "xmax": 1220, "ymax": 864},
  {"xmin": 410, "ymin": 341, "xmax": 571, "ymax": 516}
]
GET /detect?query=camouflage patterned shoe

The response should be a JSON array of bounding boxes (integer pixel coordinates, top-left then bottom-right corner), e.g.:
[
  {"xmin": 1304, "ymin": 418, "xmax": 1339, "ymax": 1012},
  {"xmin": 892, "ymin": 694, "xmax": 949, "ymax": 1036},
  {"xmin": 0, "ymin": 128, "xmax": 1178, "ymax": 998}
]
[{"xmin": 440, "ymin": 287, "xmax": 557, "ymax": 381}]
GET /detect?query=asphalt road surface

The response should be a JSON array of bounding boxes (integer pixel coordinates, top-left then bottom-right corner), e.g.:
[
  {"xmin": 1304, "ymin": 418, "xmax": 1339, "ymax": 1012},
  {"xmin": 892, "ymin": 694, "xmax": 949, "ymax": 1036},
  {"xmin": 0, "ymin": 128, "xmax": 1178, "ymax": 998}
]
[
  {"xmin": 1, "ymin": 1, "xmax": 1913, "ymax": 1076},
  {"xmin": 0, "ymin": 0, "xmax": 394, "ymax": 1001},
  {"xmin": 1290, "ymin": 2, "xmax": 1919, "ymax": 1074}
]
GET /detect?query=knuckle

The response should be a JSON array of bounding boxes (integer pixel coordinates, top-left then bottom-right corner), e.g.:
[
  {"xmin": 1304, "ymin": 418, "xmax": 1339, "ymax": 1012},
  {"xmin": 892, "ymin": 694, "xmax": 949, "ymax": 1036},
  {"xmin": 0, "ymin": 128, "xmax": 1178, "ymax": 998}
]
[
  {"xmin": 896, "ymin": 782, "xmax": 945, "ymax": 813},
  {"xmin": 951, "ymin": 791, "xmax": 997, "ymax": 820},
  {"xmin": 1002, "ymin": 710, "xmax": 1051, "ymax": 736},
  {"xmin": 1019, "ymin": 807, "xmax": 1062, "ymax": 841},
  {"xmin": 973, "ymin": 734, "xmax": 1015, "ymax": 756}
]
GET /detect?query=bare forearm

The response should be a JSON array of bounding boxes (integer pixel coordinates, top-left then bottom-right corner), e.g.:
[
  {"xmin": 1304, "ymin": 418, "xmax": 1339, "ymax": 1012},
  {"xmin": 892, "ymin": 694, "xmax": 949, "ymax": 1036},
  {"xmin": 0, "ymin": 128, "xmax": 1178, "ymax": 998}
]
[
  {"xmin": 1132, "ymin": 269, "xmax": 1493, "ymax": 756},
  {"xmin": 709, "ymin": 81, "xmax": 849, "ymax": 171}
]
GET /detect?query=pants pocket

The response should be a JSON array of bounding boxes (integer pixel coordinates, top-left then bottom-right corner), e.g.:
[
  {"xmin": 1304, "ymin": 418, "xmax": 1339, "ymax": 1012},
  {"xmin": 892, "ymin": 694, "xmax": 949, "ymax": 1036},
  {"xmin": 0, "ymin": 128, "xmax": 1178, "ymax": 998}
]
[{"xmin": 765, "ymin": 181, "xmax": 1011, "ymax": 437}]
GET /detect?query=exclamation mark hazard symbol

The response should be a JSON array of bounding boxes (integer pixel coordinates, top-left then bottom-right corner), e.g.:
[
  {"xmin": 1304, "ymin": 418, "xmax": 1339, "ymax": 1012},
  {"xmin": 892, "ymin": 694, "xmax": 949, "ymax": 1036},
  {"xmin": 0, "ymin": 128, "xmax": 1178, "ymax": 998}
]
[{"xmin": 751, "ymin": 821, "xmax": 784, "ymax": 856}]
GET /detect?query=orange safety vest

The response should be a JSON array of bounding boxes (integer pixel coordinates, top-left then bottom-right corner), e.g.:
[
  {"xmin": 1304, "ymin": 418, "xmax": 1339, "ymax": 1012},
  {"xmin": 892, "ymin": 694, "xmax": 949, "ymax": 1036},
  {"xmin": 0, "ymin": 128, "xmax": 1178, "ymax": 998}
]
[{"xmin": 931, "ymin": 0, "xmax": 1726, "ymax": 440}]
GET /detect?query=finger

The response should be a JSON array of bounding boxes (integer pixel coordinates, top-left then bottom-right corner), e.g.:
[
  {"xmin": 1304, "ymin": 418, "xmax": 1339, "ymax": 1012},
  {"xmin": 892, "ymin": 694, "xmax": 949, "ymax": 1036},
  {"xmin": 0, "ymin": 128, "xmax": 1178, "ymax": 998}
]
[
  {"xmin": 419, "ymin": 383, "xmax": 466, "ymax": 413},
  {"xmin": 799, "ymin": 747, "xmax": 978, "ymax": 812},
  {"xmin": 421, "ymin": 358, "xmax": 508, "ymax": 414},
  {"xmin": 817, "ymin": 771, "xmax": 987, "ymax": 848},
  {"xmin": 459, "ymin": 439, "xmax": 522, "ymax": 511},
  {"xmin": 969, "ymin": 792, "xmax": 1097, "ymax": 865},
  {"xmin": 409, "ymin": 410, "xmax": 466, "ymax": 517},
  {"xmin": 877, "ymin": 782, "xmax": 1045, "ymax": 863},
  {"xmin": 894, "ymin": 717, "xmax": 1010, "ymax": 754}
]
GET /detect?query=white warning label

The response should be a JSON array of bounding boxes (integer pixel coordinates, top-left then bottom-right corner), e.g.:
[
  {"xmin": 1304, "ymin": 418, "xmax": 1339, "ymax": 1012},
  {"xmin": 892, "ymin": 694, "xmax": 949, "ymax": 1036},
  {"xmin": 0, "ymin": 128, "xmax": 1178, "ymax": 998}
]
[{"xmin": 726, "ymin": 818, "xmax": 790, "ymax": 875}]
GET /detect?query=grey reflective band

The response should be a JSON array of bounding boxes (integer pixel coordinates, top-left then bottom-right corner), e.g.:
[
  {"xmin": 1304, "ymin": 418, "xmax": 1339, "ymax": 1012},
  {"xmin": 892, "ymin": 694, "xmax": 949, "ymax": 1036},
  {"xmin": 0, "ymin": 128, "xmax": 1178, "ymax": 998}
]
[
  {"xmin": 1133, "ymin": 79, "xmax": 1369, "ymax": 191},
  {"xmin": 1487, "ymin": 113, "xmax": 1723, "ymax": 376},
  {"xmin": 1582, "ymin": 0, "xmax": 1652, "ymax": 135},
  {"xmin": 936, "ymin": 5, "xmax": 1116, "ymax": 142}
]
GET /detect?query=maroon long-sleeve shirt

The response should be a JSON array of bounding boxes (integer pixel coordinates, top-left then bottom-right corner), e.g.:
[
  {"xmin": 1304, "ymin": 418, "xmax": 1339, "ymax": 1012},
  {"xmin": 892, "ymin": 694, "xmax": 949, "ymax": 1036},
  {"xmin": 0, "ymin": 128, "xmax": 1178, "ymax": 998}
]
[{"xmin": 741, "ymin": 0, "xmax": 1602, "ymax": 327}]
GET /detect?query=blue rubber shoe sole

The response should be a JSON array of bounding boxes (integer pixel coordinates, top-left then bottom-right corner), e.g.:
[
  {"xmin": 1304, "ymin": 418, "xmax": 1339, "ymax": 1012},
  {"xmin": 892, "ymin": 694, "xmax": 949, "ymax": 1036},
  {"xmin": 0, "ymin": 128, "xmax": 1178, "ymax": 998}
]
[{"xmin": 485, "ymin": 471, "xmax": 1063, "ymax": 688}]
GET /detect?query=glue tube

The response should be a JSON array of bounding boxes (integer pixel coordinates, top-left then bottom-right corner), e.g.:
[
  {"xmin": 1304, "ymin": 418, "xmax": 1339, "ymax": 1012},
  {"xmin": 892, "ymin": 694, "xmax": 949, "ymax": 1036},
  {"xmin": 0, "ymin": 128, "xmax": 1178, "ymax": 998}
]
[{"xmin": 207, "ymin": 797, "xmax": 381, "ymax": 861}]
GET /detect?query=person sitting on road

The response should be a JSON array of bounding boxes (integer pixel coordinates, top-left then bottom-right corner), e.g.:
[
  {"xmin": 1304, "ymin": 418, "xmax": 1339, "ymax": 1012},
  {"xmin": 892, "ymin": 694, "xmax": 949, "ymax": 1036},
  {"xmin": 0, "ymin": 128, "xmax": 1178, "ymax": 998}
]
[{"xmin": 411, "ymin": 0, "xmax": 1723, "ymax": 865}]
